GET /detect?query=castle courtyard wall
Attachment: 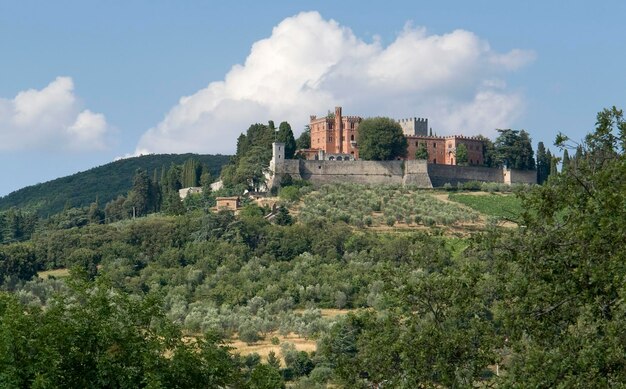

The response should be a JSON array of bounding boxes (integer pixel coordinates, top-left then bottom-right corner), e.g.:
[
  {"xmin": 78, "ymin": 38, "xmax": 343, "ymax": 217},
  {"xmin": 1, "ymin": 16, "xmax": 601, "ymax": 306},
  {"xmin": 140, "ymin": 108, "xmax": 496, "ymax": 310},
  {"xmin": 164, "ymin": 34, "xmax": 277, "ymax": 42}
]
[
  {"xmin": 427, "ymin": 164, "xmax": 504, "ymax": 187},
  {"xmin": 299, "ymin": 160, "xmax": 406, "ymax": 186}
]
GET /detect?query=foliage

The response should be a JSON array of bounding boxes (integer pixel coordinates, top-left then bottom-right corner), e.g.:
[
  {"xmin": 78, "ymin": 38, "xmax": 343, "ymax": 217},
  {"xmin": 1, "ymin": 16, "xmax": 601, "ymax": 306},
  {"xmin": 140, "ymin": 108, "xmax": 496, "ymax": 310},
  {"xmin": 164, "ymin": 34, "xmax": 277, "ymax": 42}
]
[
  {"xmin": 0, "ymin": 154, "xmax": 228, "ymax": 216},
  {"xmin": 476, "ymin": 135, "xmax": 496, "ymax": 167},
  {"xmin": 536, "ymin": 141, "xmax": 552, "ymax": 184},
  {"xmin": 0, "ymin": 279, "xmax": 243, "ymax": 388},
  {"xmin": 277, "ymin": 122, "xmax": 297, "ymax": 159},
  {"xmin": 356, "ymin": 117, "xmax": 408, "ymax": 160},
  {"xmin": 455, "ymin": 143, "xmax": 468, "ymax": 165},
  {"xmin": 493, "ymin": 129, "xmax": 535, "ymax": 170},
  {"xmin": 414, "ymin": 142, "xmax": 428, "ymax": 160},
  {"xmin": 5, "ymin": 107, "xmax": 626, "ymax": 387},
  {"xmin": 296, "ymin": 126, "xmax": 311, "ymax": 150}
]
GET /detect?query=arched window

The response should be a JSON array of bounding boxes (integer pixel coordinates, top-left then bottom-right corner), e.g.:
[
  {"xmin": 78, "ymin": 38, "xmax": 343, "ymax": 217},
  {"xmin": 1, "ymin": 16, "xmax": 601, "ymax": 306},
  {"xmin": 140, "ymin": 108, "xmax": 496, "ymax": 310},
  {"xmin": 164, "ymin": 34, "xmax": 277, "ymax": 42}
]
[
  {"xmin": 351, "ymin": 135, "xmax": 354, "ymax": 141},
  {"xmin": 329, "ymin": 156, "xmax": 335, "ymax": 161},
  {"xmin": 336, "ymin": 156, "xmax": 342, "ymax": 161}
]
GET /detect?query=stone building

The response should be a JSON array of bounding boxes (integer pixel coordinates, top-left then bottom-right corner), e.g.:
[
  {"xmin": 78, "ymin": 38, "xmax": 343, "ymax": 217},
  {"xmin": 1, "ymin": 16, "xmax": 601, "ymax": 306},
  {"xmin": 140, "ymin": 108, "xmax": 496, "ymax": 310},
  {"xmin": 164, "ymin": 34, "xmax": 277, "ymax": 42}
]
[
  {"xmin": 398, "ymin": 117, "xmax": 428, "ymax": 136},
  {"xmin": 215, "ymin": 196, "xmax": 240, "ymax": 211},
  {"xmin": 302, "ymin": 106, "xmax": 485, "ymax": 166}
]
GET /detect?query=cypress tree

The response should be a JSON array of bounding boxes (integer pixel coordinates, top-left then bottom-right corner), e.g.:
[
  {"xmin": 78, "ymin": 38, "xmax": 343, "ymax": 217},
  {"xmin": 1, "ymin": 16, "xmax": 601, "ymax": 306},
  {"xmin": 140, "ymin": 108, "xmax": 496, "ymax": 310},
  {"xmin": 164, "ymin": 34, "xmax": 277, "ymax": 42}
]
[
  {"xmin": 562, "ymin": 149, "xmax": 571, "ymax": 173},
  {"xmin": 277, "ymin": 121, "xmax": 297, "ymax": 159}
]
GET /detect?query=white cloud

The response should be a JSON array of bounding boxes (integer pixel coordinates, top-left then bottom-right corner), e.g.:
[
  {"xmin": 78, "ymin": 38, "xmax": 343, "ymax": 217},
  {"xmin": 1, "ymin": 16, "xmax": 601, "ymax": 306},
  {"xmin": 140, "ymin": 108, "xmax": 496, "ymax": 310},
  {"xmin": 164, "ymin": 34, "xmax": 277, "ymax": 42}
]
[
  {"xmin": 137, "ymin": 11, "xmax": 535, "ymax": 154},
  {"xmin": 0, "ymin": 77, "xmax": 112, "ymax": 151}
]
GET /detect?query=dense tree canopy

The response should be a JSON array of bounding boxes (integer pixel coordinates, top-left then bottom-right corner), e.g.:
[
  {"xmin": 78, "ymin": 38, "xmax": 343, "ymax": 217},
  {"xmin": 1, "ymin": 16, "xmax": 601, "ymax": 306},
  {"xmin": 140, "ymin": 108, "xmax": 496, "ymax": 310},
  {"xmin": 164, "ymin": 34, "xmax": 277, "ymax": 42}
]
[
  {"xmin": 356, "ymin": 117, "xmax": 408, "ymax": 160},
  {"xmin": 493, "ymin": 129, "xmax": 535, "ymax": 169},
  {"xmin": 295, "ymin": 125, "xmax": 311, "ymax": 150}
]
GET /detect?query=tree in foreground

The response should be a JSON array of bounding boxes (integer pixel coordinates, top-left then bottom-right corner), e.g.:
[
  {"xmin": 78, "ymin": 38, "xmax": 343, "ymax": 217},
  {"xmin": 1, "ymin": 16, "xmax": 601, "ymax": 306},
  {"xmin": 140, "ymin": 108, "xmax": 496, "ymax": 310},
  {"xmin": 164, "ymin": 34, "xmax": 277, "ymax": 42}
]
[
  {"xmin": 0, "ymin": 278, "xmax": 248, "ymax": 388},
  {"xmin": 490, "ymin": 106, "xmax": 626, "ymax": 386},
  {"xmin": 356, "ymin": 117, "xmax": 407, "ymax": 160}
]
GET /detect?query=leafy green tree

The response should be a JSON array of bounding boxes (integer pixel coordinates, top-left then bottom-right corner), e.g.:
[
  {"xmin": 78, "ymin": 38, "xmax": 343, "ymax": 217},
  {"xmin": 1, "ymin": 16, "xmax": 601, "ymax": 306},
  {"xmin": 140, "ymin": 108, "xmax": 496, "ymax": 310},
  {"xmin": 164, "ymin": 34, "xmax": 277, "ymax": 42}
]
[
  {"xmin": 296, "ymin": 125, "xmax": 311, "ymax": 150},
  {"xmin": 476, "ymin": 135, "xmax": 496, "ymax": 167},
  {"xmin": 414, "ymin": 142, "xmax": 428, "ymax": 160},
  {"xmin": 273, "ymin": 206, "xmax": 293, "ymax": 226},
  {"xmin": 493, "ymin": 129, "xmax": 535, "ymax": 169},
  {"xmin": 277, "ymin": 122, "xmax": 297, "ymax": 159},
  {"xmin": 356, "ymin": 117, "xmax": 408, "ymax": 160},
  {"xmin": 480, "ymin": 107, "xmax": 626, "ymax": 386},
  {"xmin": 455, "ymin": 143, "xmax": 468, "ymax": 165},
  {"xmin": 125, "ymin": 168, "xmax": 155, "ymax": 217},
  {"xmin": 0, "ymin": 243, "xmax": 37, "ymax": 287},
  {"xmin": 249, "ymin": 364, "xmax": 284, "ymax": 389},
  {"xmin": 104, "ymin": 195, "xmax": 128, "ymax": 222},
  {"xmin": 88, "ymin": 200, "xmax": 105, "ymax": 224},
  {"xmin": 0, "ymin": 279, "xmax": 244, "ymax": 388}
]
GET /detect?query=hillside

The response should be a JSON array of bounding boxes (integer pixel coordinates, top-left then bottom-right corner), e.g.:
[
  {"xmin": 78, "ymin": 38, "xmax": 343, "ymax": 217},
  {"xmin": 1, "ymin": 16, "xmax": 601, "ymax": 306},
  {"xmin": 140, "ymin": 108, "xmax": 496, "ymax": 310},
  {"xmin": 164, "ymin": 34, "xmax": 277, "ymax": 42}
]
[{"xmin": 0, "ymin": 153, "xmax": 230, "ymax": 216}]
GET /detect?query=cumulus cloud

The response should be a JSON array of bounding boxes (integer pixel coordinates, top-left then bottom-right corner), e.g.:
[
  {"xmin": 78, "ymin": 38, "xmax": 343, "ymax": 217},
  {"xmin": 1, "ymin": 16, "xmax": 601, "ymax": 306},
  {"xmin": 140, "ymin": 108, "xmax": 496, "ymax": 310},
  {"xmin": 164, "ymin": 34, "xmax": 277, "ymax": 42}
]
[
  {"xmin": 137, "ymin": 11, "xmax": 535, "ymax": 154},
  {"xmin": 0, "ymin": 77, "xmax": 112, "ymax": 151}
]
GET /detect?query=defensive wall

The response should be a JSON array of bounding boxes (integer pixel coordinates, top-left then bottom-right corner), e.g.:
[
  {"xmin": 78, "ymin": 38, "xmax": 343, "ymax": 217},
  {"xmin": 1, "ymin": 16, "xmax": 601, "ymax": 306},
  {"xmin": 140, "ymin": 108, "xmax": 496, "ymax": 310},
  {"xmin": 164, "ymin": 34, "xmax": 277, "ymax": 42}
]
[{"xmin": 269, "ymin": 142, "xmax": 536, "ymax": 189}]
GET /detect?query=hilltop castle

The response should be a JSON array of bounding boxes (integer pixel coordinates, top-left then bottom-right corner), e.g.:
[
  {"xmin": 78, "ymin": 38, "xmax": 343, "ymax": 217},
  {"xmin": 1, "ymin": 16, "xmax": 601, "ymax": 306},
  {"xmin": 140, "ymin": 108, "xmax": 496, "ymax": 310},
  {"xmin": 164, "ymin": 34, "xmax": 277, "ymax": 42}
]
[
  {"xmin": 267, "ymin": 106, "xmax": 536, "ymax": 189},
  {"xmin": 299, "ymin": 106, "xmax": 485, "ymax": 166}
]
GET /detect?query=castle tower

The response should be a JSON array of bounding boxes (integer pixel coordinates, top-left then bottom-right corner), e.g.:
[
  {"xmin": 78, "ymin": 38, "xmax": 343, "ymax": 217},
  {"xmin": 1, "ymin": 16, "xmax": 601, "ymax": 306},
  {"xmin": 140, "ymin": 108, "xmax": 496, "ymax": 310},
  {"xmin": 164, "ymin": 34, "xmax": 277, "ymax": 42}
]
[{"xmin": 270, "ymin": 142, "xmax": 285, "ymax": 173}]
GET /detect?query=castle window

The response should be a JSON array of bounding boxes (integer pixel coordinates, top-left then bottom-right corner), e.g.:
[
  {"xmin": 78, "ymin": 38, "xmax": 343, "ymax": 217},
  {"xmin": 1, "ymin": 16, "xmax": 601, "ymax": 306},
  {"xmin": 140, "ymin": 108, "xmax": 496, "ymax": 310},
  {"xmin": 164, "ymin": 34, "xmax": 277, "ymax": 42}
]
[
  {"xmin": 351, "ymin": 135, "xmax": 354, "ymax": 141},
  {"xmin": 328, "ymin": 123, "xmax": 333, "ymax": 130},
  {"xmin": 433, "ymin": 143, "xmax": 436, "ymax": 148},
  {"xmin": 350, "ymin": 122, "xmax": 355, "ymax": 129},
  {"xmin": 415, "ymin": 141, "xmax": 418, "ymax": 146}
]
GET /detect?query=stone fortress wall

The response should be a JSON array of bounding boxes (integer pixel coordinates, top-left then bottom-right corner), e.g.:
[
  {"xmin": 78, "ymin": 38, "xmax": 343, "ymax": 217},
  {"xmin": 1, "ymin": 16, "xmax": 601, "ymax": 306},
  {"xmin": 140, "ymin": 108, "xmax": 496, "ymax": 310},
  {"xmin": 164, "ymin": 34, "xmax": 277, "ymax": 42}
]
[{"xmin": 269, "ymin": 142, "xmax": 536, "ymax": 189}]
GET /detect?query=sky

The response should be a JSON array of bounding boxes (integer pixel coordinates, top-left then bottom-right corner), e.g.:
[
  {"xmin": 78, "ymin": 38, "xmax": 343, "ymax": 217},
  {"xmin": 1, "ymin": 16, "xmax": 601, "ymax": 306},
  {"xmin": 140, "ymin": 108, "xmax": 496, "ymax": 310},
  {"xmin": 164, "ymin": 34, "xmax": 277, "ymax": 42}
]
[{"xmin": 1, "ymin": 1, "xmax": 625, "ymax": 196}]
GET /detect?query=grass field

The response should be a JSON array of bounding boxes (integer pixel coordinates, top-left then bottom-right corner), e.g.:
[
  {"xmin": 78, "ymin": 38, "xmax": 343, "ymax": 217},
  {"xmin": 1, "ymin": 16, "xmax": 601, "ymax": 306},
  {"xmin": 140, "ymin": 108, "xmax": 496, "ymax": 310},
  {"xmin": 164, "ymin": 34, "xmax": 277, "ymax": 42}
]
[{"xmin": 447, "ymin": 193, "xmax": 523, "ymax": 221}]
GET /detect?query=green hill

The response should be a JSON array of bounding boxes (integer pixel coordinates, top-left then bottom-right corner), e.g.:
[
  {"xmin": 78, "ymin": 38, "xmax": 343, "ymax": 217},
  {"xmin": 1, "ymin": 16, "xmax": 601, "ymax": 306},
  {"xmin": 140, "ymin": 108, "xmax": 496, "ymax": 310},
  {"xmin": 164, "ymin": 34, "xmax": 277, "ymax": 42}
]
[{"xmin": 0, "ymin": 153, "xmax": 231, "ymax": 216}]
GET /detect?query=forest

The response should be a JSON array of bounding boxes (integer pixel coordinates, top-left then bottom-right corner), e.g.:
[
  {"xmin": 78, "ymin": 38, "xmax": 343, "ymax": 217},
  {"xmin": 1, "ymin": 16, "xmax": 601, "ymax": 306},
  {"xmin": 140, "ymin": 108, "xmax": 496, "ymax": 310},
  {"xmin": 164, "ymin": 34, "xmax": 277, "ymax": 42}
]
[
  {"xmin": 1, "ymin": 107, "xmax": 625, "ymax": 388},
  {"xmin": 0, "ymin": 153, "xmax": 230, "ymax": 216}
]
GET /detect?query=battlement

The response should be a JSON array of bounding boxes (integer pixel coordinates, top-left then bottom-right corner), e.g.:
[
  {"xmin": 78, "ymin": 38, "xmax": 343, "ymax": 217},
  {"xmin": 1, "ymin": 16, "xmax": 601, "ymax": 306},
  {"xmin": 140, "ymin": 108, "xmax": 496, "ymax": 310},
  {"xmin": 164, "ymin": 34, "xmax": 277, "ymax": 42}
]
[
  {"xmin": 399, "ymin": 117, "xmax": 428, "ymax": 123},
  {"xmin": 444, "ymin": 135, "xmax": 482, "ymax": 141}
]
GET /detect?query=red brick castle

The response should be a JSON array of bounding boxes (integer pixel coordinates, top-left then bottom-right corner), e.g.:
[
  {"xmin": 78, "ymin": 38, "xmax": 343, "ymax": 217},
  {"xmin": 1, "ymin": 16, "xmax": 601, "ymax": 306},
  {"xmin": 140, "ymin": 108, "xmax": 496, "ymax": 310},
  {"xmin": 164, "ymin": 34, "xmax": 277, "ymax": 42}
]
[{"xmin": 299, "ymin": 106, "xmax": 485, "ymax": 165}]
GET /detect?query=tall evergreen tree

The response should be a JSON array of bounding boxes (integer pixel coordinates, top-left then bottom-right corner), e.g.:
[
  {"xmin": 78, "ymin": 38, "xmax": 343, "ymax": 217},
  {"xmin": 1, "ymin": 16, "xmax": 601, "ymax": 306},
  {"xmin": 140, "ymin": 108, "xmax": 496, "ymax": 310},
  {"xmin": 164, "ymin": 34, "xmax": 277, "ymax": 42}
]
[
  {"xmin": 277, "ymin": 121, "xmax": 296, "ymax": 159},
  {"xmin": 536, "ymin": 142, "xmax": 551, "ymax": 184},
  {"xmin": 562, "ymin": 149, "xmax": 571, "ymax": 173},
  {"xmin": 550, "ymin": 153, "xmax": 559, "ymax": 176},
  {"xmin": 296, "ymin": 125, "xmax": 311, "ymax": 150},
  {"xmin": 126, "ymin": 169, "xmax": 152, "ymax": 217}
]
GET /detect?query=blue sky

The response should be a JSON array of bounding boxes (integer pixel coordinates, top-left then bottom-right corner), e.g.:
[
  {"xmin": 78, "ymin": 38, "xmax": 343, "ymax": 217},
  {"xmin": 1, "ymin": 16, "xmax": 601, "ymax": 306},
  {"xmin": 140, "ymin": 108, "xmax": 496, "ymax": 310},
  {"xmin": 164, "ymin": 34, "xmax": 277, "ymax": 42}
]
[{"xmin": 1, "ymin": 1, "xmax": 625, "ymax": 196}]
